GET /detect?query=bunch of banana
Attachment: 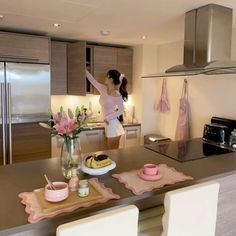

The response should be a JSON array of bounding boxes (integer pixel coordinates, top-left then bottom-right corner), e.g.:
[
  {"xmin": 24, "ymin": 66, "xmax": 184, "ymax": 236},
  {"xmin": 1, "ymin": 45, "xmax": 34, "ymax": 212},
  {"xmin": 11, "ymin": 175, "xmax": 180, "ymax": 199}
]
[{"xmin": 85, "ymin": 154, "xmax": 112, "ymax": 169}]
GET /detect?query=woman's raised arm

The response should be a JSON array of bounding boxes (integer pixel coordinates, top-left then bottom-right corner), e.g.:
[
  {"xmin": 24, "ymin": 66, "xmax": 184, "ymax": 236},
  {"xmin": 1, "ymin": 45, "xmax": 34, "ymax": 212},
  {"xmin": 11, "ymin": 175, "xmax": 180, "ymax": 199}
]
[{"xmin": 86, "ymin": 70, "xmax": 106, "ymax": 94}]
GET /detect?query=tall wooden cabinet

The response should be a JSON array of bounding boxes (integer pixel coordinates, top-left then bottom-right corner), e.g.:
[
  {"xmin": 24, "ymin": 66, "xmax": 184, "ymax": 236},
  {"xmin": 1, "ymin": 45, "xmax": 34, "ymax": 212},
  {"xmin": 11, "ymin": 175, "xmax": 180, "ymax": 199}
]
[
  {"xmin": 51, "ymin": 41, "xmax": 67, "ymax": 95},
  {"xmin": 117, "ymin": 48, "xmax": 133, "ymax": 93},
  {"xmin": 67, "ymin": 41, "xmax": 86, "ymax": 95}
]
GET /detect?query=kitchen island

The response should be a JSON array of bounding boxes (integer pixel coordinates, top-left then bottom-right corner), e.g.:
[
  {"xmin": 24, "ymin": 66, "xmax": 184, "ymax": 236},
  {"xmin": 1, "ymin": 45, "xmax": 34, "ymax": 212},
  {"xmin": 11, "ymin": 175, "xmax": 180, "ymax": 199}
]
[{"xmin": 1, "ymin": 143, "xmax": 236, "ymax": 236}]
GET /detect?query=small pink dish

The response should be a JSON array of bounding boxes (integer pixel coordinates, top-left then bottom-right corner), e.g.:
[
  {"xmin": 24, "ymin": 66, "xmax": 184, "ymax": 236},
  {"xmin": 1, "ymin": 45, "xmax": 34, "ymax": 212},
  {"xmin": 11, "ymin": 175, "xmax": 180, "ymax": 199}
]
[
  {"xmin": 143, "ymin": 164, "xmax": 158, "ymax": 176},
  {"xmin": 44, "ymin": 182, "xmax": 69, "ymax": 202},
  {"xmin": 138, "ymin": 168, "xmax": 162, "ymax": 181}
]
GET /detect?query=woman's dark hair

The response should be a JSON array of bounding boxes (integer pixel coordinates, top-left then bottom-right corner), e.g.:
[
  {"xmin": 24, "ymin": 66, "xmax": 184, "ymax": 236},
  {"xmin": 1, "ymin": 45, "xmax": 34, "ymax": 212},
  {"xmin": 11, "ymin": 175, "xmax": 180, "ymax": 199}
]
[{"xmin": 107, "ymin": 69, "xmax": 128, "ymax": 101}]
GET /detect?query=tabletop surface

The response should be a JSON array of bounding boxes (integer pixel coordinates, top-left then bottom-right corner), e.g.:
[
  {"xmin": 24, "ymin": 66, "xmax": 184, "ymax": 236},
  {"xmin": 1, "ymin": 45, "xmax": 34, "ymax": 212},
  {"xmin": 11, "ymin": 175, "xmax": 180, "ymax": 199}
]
[{"xmin": 1, "ymin": 140, "xmax": 236, "ymax": 233}]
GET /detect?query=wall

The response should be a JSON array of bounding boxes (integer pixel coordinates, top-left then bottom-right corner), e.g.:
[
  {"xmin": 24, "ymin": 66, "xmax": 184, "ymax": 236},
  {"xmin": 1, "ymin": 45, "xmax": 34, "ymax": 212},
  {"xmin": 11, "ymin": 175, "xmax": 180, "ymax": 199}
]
[
  {"xmin": 51, "ymin": 93, "xmax": 136, "ymax": 122},
  {"xmin": 133, "ymin": 30, "xmax": 236, "ymax": 141},
  {"xmin": 52, "ymin": 31, "xmax": 236, "ymax": 143}
]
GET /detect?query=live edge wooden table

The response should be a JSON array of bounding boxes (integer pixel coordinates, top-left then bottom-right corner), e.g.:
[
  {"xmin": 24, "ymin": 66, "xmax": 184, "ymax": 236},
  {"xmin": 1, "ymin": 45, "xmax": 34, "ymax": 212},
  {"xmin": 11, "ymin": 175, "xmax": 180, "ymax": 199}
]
[{"xmin": 1, "ymin": 145, "xmax": 236, "ymax": 236}]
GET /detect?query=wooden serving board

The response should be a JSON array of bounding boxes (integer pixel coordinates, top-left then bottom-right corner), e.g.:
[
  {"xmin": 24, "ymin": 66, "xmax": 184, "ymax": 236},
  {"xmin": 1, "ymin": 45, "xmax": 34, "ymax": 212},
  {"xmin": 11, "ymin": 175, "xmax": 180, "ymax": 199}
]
[{"xmin": 34, "ymin": 182, "xmax": 103, "ymax": 213}]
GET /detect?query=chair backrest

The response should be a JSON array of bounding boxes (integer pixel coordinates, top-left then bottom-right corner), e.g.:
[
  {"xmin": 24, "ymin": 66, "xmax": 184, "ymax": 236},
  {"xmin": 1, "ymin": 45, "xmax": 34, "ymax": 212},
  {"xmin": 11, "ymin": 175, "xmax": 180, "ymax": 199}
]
[
  {"xmin": 162, "ymin": 181, "xmax": 220, "ymax": 236},
  {"xmin": 57, "ymin": 205, "xmax": 139, "ymax": 236}
]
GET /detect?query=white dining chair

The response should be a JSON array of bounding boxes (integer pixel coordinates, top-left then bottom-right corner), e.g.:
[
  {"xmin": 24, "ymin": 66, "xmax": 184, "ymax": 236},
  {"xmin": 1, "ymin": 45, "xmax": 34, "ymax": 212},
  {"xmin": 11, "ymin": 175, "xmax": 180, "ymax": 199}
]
[
  {"xmin": 138, "ymin": 181, "xmax": 220, "ymax": 236},
  {"xmin": 56, "ymin": 205, "xmax": 139, "ymax": 236}
]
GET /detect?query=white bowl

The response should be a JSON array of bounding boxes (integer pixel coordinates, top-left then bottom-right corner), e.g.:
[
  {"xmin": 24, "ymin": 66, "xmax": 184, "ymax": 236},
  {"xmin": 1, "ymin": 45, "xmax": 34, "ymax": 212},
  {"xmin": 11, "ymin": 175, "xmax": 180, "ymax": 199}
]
[{"xmin": 81, "ymin": 160, "xmax": 116, "ymax": 175}]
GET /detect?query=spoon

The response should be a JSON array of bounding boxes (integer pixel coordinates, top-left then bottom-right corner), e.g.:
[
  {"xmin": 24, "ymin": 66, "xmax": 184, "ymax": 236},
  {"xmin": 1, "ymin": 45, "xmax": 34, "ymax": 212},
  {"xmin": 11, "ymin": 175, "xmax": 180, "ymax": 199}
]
[{"xmin": 44, "ymin": 174, "xmax": 56, "ymax": 190}]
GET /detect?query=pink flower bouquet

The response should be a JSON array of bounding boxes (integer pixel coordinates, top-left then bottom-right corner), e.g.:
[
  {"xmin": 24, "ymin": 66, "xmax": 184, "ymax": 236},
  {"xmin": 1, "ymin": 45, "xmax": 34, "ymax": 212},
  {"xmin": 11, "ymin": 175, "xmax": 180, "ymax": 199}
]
[{"xmin": 40, "ymin": 106, "xmax": 91, "ymax": 140}]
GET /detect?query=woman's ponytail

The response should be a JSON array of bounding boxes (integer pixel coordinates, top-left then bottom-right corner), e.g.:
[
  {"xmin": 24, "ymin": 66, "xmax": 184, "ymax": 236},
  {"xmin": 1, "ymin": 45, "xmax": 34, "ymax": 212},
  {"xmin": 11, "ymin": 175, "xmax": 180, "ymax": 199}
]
[
  {"xmin": 119, "ymin": 77, "xmax": 128, "ymax": 101},
  {"xmin": 107, "ymin": 69, "xmax": 128, "ymax": 101}
]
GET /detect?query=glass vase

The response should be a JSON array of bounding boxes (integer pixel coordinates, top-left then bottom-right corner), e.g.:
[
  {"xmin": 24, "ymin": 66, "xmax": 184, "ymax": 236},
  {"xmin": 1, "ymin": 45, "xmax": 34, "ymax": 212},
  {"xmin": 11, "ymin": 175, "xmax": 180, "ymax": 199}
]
[{"xmin": 60, "ymin": 137, "xmax": 82, "ymax": 179}]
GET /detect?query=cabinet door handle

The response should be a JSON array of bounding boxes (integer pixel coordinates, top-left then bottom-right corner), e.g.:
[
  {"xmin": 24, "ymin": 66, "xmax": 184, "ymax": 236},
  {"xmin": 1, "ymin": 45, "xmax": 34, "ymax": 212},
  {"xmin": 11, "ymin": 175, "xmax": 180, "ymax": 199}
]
[
  {"xmin": 1, "ymin": 83, "xmax": 6, "ymax": 165},
  {"xmin": 126, "ymin": 129, "xmax": 138, "ymax": 132},
  {"xmin": 0, "ymin": 54, "xmax": 40, "ymax": 62},
  {"xmin": 86, "ymin": 132, "xmax": 99, "ymax": 136},
  {"xmin": 7, "ymin": 83, "xmax": 12, "ymax": 164}
]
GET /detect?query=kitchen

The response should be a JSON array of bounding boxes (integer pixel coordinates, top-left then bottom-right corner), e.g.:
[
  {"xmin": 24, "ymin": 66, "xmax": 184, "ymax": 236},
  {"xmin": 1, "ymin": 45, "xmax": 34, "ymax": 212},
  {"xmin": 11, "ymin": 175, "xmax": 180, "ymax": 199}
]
[{"xmin": 1, "ymin": 0, "xmax": 236, "ymax": 236}]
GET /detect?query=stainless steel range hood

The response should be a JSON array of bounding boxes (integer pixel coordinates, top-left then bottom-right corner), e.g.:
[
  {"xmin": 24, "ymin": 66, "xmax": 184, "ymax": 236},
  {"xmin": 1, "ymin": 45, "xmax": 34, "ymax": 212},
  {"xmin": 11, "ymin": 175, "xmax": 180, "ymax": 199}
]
[{"xmin": 142, "ymin": 4, "xmax": 236, "ymax": 78}]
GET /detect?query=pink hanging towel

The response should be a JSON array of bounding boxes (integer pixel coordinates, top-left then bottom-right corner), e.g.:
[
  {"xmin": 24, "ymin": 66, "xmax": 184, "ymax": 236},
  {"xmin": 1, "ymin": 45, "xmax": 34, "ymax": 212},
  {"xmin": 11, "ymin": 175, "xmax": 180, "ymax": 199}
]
[
  {"xmin": 156, "ymin": 78, "xmax": 170, "ymax": 113},
  {"xmin": 175, "ymin": 79, "xmax": 190, "ymax": 140}
]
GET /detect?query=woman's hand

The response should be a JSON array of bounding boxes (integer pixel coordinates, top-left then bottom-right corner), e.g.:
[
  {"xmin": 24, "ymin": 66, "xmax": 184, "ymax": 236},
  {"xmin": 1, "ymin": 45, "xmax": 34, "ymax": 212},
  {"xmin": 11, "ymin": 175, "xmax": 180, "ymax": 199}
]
[{"xmin": 104, "ymin": 119, "xmax": 109, "ymax": 125}]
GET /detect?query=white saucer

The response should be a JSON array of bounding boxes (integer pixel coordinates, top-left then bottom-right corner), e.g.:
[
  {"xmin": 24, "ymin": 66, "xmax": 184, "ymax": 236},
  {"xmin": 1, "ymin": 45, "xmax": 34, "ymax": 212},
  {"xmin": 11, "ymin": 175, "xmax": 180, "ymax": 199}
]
[{"xmin": 81, "ymin": 160, "xmax": 116, "ymax": 175}]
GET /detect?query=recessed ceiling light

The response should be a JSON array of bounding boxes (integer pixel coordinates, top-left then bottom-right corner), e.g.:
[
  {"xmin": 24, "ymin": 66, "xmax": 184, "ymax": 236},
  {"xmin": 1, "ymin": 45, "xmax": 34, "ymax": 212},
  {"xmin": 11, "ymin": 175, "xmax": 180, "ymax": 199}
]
[
  {"xmin": 141, "ymin": 35, "xmax": 147, "ymax": 40},
  {"xmin": 53, "ymin": 23, "xmax": 60, "ymax": 27},
  {"xmin": 100, "ymin": 30, "xmax": 110, "ymax": 36},
  {"xmin": 0, "ymin": 15, "xmax": 4, "ymax": 20}
]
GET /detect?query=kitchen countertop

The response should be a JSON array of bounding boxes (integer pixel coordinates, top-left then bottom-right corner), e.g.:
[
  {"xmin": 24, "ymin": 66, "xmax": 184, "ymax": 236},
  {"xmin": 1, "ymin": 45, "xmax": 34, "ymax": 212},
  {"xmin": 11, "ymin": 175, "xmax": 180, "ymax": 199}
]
[
  {"xmin": 1, "ymin": 140, "xmax": 236, "ymax": 235},
  {"xmin": 85, "ymin": 122, "xmax": 141, "ymax": 130}
]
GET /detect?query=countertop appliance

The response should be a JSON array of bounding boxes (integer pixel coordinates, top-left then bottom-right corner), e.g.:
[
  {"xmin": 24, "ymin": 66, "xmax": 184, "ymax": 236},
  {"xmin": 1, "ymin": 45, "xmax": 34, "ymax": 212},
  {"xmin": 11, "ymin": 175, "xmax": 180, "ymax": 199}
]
[
  {"xmin": 203, "ymin": 117, "xmax": 236, "ymax": 144},
  {"xmin": 203, "ymin": 123, "xmax": 229, "ymax": 144},
  {"xmin": 145, "ymin": 117, "xmax": 236, "ymax": 162},
  {"xmin": 0, "ymin": 62, "xmax": 50, "ymax": 165}
]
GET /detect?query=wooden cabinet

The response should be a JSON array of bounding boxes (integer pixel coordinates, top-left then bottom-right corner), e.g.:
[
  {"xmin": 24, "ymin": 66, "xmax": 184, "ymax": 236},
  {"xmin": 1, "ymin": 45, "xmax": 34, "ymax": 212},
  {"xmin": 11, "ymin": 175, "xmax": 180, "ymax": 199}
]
[
  {"xmin": 93, "ymin": 46, "xmax": 117, "ymax": 84},
  {"xmin": 0, "ymin": 31, "xmax": 50, "ymax": 63},
  {"xmin": 117, "ymin": 48, "xmax": 133, "ymax": 93},
  {"xmin": 121, "ymin": 125, "xmax": 141, "ymax": 148},
  {"xmin": 51, "ymin": 41, "xmax": 86, "ymax": 96},
  {"xmin": 67, "ymin": 41, "xmax": 86, "ymax": 95},
  {"xmin": 51, "ymin": 129, "xmax": 107, "ymax": 157},
  {"xmin": 51, "ymin": 42, "xmax": 133, "ymax": 96},
  {"xmin": 51, "ymin": 124, "xmax": 141, "ymax": 156},
  {"xmin": 51, "ymin": 41, "xmax": 67, "ymax": 95},
  {"xmin": 12, "ymin": 123, "xmax": 51, "ymax": 163},
  {"xmin": 79, "ymin": 129, "xmax": 107, "ymax": 153},
  {"xmin": 88, "ymin": 45, "xmax": 133, "ymax": 94}
]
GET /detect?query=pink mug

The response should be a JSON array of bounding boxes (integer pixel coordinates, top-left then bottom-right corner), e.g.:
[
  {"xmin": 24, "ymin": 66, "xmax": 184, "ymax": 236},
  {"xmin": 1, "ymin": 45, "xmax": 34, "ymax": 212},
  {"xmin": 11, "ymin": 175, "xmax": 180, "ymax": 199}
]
[{"xmin": 143, "ymin": 164, "xmax": 158, "ymax": 176}]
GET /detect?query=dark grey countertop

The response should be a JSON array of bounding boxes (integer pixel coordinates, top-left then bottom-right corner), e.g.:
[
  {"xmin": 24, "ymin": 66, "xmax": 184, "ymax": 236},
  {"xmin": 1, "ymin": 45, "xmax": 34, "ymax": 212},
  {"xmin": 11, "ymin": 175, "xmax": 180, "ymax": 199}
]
[
  {"xmin": 1, "ymin": 141, "xmax": 236, "ymax": 235},
  {"xmin": 84, "ymin": 122, "xmax": 141, "ymax": 130}
]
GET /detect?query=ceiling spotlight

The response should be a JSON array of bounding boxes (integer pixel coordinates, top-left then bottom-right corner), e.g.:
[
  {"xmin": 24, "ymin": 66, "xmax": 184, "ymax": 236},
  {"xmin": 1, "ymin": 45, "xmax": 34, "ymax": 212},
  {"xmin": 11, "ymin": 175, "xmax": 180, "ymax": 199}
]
[
  {"xmin": 100, "ymin": 30, "xmax": 110, "ymax": 36},
  {"xmin": 141, "ymin": 35, "xmax": 147, "ymax": 40},
  {"xmin": 53, "ymin": 23, "xmax": 60, "ymax": 27}
]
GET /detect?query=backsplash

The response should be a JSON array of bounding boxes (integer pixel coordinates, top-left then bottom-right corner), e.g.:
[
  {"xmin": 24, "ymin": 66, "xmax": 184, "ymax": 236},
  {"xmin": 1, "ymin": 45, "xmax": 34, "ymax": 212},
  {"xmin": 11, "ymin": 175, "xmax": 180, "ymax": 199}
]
[{"xmin": 51, "ymin": 95, "xmax": 136, "ymax": 122}]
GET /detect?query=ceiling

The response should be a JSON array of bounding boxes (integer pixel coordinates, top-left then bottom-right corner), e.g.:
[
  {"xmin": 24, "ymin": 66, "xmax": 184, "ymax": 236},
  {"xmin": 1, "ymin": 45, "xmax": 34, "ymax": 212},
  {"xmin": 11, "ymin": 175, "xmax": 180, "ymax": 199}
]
[{"xmin": 1, "ymin": 0, "xmax": 236, "ymax": 46}]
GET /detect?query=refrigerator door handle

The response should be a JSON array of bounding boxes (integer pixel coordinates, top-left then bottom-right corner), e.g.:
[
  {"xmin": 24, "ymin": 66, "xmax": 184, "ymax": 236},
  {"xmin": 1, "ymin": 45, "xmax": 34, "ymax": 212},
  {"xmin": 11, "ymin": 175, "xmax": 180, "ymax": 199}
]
[
  {"xmin": 1, "ymin": 83, "xmax": 6, "ymax": 165},
  {"xmin": 7, "ymin": 83, "xmax": 12, "ymax": 164}
]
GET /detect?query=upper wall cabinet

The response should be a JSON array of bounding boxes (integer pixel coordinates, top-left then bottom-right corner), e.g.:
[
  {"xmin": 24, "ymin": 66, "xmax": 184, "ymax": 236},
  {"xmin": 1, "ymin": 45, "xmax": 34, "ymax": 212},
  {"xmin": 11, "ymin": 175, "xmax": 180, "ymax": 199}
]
[
  {"xmin": 93, "ymin": 46, "xmax": 117, "ymax": 84},
  {"xmin": 51, "ymin": 41, "xmax": 133, "ymax": 96},
  {"xmin": 88, "ymin": 45, "xmax": 133, "ymax": 94},
  {"xmin": 117, "ymin": 48, "xmax": 133, "ymax": 94},
  {"xmin": 67, "ymin": 41, "xmax": 86, "ymax": 95},
  {"xmin": 0, "ymin": 31, "xmax": 50, "ymax": 63},
  {"xmin": 51, "ymin": 41, "xmax": 68, "ymax": 95}
]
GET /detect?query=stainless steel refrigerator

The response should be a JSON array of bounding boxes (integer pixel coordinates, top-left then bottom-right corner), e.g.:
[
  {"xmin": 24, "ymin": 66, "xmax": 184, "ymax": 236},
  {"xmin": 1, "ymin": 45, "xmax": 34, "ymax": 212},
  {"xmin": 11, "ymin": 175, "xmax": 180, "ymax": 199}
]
[{"xmin": 0, "ymin": 62, "xmax": 51, "ymax": 165}]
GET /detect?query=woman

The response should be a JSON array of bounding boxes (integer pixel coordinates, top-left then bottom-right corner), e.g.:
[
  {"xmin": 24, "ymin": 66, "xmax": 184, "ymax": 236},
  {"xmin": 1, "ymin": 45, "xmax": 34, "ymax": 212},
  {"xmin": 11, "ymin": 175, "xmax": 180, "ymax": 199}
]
[{"xmin": 86, "ymin": 69, "xmax": 128, "ymax": 149}]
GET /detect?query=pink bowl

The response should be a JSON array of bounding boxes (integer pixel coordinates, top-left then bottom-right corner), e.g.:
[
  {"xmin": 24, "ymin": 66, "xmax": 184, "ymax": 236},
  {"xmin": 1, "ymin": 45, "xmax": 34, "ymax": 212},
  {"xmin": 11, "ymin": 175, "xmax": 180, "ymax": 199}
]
[
  {"xmin": 143, "ymin": 164, "xmax": 158, "ymax": 176},
  {"xmin": 44, "ymin": 182, "xmax": 69, "ymax": 202}
]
